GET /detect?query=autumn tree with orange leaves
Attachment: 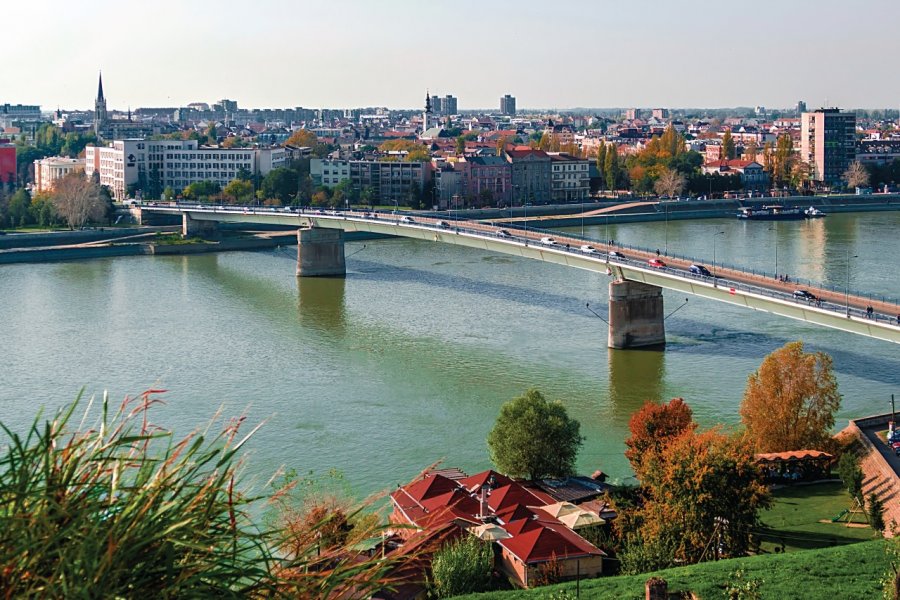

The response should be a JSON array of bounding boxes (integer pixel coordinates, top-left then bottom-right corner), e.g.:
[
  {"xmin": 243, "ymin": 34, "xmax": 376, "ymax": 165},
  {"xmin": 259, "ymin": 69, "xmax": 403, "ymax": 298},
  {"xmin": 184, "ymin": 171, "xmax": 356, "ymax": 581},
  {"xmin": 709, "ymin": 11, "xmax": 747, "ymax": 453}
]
[
  {"xmin": 740, "ymin": 341, "xmax": 841, "ymax": 453},
  {"xmin": 624, "ymin": 397, "xmax": 695, "ymax": 480}
]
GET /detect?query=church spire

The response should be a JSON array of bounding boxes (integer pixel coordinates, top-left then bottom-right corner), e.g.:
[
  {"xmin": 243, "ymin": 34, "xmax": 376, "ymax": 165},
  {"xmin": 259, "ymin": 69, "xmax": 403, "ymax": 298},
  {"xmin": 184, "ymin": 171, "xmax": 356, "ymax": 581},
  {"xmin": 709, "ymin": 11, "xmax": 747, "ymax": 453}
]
[{"xmin": 97, "ymin": 71, "xmax": 105, "ymax": 102}]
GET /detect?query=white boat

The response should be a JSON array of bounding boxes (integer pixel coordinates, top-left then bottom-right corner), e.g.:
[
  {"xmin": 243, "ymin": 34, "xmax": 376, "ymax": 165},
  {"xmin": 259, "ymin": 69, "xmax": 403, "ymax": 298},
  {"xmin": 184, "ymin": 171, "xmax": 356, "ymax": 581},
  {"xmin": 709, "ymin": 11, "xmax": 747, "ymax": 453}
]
[{"xmin": 804, "ymin": 206, "xmax": 826, "ymax": 218}]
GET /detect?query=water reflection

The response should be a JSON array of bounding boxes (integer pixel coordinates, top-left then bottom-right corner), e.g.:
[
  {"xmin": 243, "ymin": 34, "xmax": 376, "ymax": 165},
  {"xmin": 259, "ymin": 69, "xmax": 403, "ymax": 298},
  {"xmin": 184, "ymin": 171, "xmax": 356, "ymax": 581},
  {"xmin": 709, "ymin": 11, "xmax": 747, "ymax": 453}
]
[
  {"xmin": 607, "ymin": 348, "xmax": 666, "ymax": 418},
  {"xmin": 297, "ymin": 276, "xmax": 347, "ymax": 335}
]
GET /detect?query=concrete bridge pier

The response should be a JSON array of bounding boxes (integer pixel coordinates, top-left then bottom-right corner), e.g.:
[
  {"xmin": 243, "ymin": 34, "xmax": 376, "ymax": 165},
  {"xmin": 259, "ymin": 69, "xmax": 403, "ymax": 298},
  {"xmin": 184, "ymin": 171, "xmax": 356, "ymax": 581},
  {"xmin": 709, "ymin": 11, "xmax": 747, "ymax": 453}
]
[
  {"xmin": 296, "ymin": 227, "xmax": 345, "ymax": 277},
  {"xmin": 182, "ymin": 213, "xmax": 218, "ymax": 238},
  {"xmin": 608, "ymin": 280, "xmax": 666, "ymax": 349}
]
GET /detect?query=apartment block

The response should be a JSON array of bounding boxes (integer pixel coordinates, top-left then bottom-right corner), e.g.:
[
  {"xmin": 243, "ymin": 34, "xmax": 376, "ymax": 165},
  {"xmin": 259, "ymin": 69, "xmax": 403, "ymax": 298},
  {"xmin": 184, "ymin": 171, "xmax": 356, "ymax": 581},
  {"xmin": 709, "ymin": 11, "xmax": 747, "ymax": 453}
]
[
  {"xmin": 548, "ymin": 152, "xmax": 590, "ymax": 201},
  {"xmin": 33, "ymin": 157, "xmax": 84, "ymax": 193},
  {"xmin": 800, "ymin": 108, "xmax": 856, "ymax": 185}
]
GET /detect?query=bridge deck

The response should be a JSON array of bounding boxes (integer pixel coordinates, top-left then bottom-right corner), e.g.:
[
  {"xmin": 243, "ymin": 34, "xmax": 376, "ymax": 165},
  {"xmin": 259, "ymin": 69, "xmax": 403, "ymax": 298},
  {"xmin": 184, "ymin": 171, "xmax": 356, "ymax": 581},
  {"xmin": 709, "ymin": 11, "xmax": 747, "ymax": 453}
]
[{"xmin": 144, "ymin": 204, "xmax": 900, "ymax": 344}]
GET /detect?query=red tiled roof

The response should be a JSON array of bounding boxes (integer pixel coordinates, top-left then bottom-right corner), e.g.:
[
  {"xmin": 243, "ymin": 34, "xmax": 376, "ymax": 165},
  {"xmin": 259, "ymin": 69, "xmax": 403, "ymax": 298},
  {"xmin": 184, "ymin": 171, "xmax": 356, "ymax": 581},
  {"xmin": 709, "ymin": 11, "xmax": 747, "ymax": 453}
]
[
  {"xmin": 499, "ymin": 523, "xmax": 602, "ymax": 563},
  {"xmin": 505, "ymin": 148, "xmax": 549, "ymax": 159},
  {"xmin": 487, "ymin": 483, "xmax": 553, "ymax": 512},
  {"xmin": 495, "ymin": 504, "xmax": 537, "ymax": 524},
  {"xmin": 405, "ymin": 474, "xmax": 459, "ymax": 502},
  {"xmin": 458, "ymin": 470, "xmax": 513, "ymax": 493}
]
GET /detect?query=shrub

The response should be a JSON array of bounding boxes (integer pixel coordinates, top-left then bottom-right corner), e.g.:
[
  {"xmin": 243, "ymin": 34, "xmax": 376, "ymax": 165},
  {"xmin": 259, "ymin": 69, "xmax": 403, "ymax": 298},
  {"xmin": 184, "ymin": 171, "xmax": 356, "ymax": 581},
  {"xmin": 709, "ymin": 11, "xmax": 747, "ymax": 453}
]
[{"xmin": 430, "ymin": 535, "xmax": 493, "ymax": 597}]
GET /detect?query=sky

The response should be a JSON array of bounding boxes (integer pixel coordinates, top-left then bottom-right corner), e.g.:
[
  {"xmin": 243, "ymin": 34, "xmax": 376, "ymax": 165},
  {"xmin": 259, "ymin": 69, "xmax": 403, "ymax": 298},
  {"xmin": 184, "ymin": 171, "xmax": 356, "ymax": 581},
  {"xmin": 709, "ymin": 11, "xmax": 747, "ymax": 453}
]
[{"xmin": 6, "ymin": 0, "xmax": 900, "ymax": 112}]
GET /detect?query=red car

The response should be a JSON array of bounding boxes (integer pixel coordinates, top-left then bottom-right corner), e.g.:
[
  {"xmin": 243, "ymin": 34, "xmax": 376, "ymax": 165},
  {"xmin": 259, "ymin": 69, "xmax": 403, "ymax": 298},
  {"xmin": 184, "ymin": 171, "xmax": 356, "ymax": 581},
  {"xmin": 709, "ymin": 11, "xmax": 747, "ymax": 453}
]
[{"xmin": 648, "ymin": 258, "xmax": 666, "ymax": 268}]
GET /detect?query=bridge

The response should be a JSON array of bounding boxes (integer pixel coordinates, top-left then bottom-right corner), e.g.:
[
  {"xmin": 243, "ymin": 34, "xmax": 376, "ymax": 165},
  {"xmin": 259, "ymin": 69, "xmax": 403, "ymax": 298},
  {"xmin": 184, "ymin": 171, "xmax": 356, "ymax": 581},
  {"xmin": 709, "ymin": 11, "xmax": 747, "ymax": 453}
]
[{"xmin": 140, "ymin": 204, "xmax": 900, "ymax": 349}]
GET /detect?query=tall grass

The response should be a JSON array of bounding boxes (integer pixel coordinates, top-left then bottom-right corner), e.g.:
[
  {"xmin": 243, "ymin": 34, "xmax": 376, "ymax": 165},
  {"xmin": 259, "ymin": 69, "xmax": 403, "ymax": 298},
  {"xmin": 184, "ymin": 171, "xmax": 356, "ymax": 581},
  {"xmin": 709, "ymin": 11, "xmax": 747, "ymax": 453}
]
[{"xmin": 0, "ymin": 390, "xmax": 400, "ymax": 598}]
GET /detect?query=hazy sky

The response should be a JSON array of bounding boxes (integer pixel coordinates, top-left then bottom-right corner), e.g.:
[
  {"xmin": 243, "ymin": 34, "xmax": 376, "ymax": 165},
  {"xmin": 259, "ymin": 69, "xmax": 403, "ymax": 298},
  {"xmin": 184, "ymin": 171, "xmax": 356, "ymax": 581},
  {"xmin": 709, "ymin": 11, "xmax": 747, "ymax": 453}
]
[{"xmin": 7, "ymin": 0, "xmax": 900, "ymax": 112}]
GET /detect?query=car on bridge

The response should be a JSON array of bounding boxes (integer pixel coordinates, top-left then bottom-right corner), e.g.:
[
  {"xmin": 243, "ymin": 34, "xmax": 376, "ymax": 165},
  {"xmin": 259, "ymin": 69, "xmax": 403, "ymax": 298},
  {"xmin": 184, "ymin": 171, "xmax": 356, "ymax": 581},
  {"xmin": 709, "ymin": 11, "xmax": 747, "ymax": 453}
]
[
  {"xmin": 608, "ymin": 251, "xmax": 625, "ymax": 259},
  {"xmin": 496, "ymin": 229, "xmax": 511, "ymax": 237},
  {"xmin": 400, "ymin": 216, "xmax": 414, "ymax": 223},
  {"xmin": 436, "ymin": 220, "xmax": 449, "ymax": 228},
  {"xmin": 580, "ymin": 245, "xmax": 598, "ymax": 254},
  {"xmin": 690, "ymin": 264, "xmax": 712, "ymax": 276},
  {"xmin": 793, "ymin": 290, "xmax": 818, "ymax": 302},
  {"xmin": 540, "ymin": 237, "xmax": 557, "ymax": 245},
  {"xmin": 648, "ymin": 258, "xmax": 667, "ymax": 268}
]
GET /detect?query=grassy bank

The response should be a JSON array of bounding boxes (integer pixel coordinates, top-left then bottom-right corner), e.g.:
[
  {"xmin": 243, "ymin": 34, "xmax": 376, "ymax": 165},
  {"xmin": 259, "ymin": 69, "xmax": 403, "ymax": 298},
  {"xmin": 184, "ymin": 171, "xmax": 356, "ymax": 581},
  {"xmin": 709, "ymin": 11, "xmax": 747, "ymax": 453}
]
[{"xmin": 456, "ymin": 539, "xmax": 889, "ymax": 599}]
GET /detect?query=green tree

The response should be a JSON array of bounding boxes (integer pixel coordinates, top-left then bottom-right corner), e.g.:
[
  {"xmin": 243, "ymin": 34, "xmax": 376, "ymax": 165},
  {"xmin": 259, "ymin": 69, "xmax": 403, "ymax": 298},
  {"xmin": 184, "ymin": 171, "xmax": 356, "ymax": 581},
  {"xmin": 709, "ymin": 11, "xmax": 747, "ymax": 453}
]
[
  {"xmin": 773, "ymin": 134, "xmax": 795, "ymax": 187},
  {"xmin": 604, "ymin": 144, "xmax": 620, "ymax": 193},
  {"xmin": 596, "ymin": 143, "xmax": 608, "ymax": 191},
  {"xmin": 487, "ymin": 389, "xmax": 584, "ymax": 480},
  {"xmin": 722, "ymin": 130, "xmax": 736, "ymax": 160},
  {"xmin": 455, "ymin": 135, "xmax": 465, "ymax": 155},
  {"xmin": 430, "ymin": 536, "xmax": 493, "ymax": 598},
  {"xmin": 147, "ymin": 164, "xmax": 162, "ymax": 200},
  {"xmin": 7, "ymin": 188, "xmax": 31, "ymax": 228},
  {"xmin": 182, "ymin": 180, "xmax": 221, "ymax": 202},
  {"xmin": 259, "ymin": 167, "xmax": 299, "ymax": 204},
  {"xmin": 837, "ymin": 451, "xmax": 864, "ymax": 503},
  {"xmin": 162, "ymin": 186, "xmax": 175, "ymax": 201},
  {"xmin": 740, "ymin": 341, "xmax": 841, "ymax": 453},
  {"xmin": 868, "ymin": 493, "xmax": 885, "ymax": 535},
  {"xmin": 222, "ymin": 179, "xmax": 254, "ymax": 204}
]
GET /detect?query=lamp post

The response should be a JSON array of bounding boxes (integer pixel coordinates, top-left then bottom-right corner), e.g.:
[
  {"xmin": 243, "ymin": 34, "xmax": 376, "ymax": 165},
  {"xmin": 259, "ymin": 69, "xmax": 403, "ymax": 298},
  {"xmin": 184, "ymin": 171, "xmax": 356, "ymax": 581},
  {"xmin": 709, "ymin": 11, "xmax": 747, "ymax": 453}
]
[
  {"xmin": 768, "ymin": 225, "xmax": 778, "ymax": 279},
  {"xmin": 846, "ymin": 250, "xmax": 858, "ymax": 317},
  {"xmin": 664, "ymin": 200, "xmax": 669, "ymax": 256},
  {"xmin": 712, "ymin": 231, "xmax": 725, "ymax": 286}
]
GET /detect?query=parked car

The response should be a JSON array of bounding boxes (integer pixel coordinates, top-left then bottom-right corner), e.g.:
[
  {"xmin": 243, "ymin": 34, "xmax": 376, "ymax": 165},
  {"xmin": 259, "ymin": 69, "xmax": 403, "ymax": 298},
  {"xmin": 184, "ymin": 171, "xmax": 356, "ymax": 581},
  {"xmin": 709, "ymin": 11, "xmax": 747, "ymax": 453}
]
[
  {"xmin": 888, "ymin": 430, "xmax": 900, "ymax": 443},
  {"xmin": 540, "ymin": 237, "xmax": 557, "ymax": 245},
  {"xmin": 793, "ymin": 290, "xmax": 817, "ymax": 301},
  {"xmin": 690, "ymin": 264, "xmax": 712, "ymax": 276},
  {"xmin": 648, "ymin": 258, "xmax": 666, "ymax": 268},
  {"xmin": 580, "ymin": 245, "xmax": 598, "ymax": 254}
]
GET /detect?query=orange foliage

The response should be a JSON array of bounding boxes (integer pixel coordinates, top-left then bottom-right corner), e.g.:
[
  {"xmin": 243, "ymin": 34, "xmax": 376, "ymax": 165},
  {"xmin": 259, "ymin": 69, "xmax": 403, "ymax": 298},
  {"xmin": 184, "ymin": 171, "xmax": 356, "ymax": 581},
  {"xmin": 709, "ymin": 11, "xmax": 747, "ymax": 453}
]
[{"xmin": 625, "ymin": 398, "xmax": 694, "ymax": 480}]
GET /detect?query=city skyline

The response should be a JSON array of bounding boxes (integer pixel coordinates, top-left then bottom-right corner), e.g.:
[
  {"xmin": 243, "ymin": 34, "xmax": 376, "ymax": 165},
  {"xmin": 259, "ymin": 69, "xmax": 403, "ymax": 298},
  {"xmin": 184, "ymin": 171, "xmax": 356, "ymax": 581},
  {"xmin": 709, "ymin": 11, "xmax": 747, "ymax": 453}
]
[{"xmin": 6, "ymin": 0, "xmax": 900, "ymax": 111}]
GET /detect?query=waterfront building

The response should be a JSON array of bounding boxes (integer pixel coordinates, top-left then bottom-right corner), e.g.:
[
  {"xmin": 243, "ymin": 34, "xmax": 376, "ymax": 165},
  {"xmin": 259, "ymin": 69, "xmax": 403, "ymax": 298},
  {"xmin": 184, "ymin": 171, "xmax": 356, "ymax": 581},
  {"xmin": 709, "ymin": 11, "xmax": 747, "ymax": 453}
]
[
  {"xmin": 33, "ymin": 157, "xmax": 84, "ymax": 193},
  {"xmin": 0, "ymin": 141, "xmax": 15, "ymax": 184},
  {"xmin": 500, "ymin": 94, "xmax": 516, "ymax": 116},
  {"xmin": 504, "ymin": 148, "xmax": 551, "ymax": 204},
  {"xmin": 86, "ymin": 139, "xmax": 285, "ymax": 200},
  {"xmin": 348, "ymin": 159, "xmax": 430, "ymax": 204},
  {"xmin": 462, "ymin": 156, "xmax": 512, "ymax": 206},
  {"xmin": 856, "ymin": 140, "xmax": 900, "ymax": 167},
  {"xmin": 548, "ymin": 152, "xmax": 590, "ymax": 201},
  {"xmin": 702, "ymin": 159, "xmax": 769, "ymax": 191},
  {"xmin": 801, "ymin": 108, "xmax": 857, "ymax": 186},
  {"xmin": 310, "ymin": 158, "xmax": 350, "ymax": 187}
]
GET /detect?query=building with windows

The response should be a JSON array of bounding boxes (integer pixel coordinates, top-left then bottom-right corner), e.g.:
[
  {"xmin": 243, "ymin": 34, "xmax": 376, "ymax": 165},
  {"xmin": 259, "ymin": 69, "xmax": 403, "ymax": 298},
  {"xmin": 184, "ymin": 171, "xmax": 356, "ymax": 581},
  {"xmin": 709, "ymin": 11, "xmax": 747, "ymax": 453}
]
[
  {"xmin": 311, "ymin": 158, "xmax": 350, "ymax": 187},
  {"xmin": 33, "ymin": 157, "xmax": 84, "ymax": 193},
  {"xmin": 548, "ymin": 152, "xmax": 590, "ymax": 201},
  {"xmin": 0, "ymin": 104, "xmax": 42, "ymax": 129},
  {"xmin": 500, "ymin": 94, "xmax": 516, "ymax": 116},
  {"xmin": 349, "ymin": 160, "xmax": 430, "ymax": 204},
  {"xmin": 800, "ymin": 108, "xmax": 857, "ymax": 186},
  {"xmin": 504, "ymin": 148, "xmax": 551, "ymax": 204},
  {"xmin": 85, "ymin": 139, "xmax": 285, "ymax": 200},
  {"xmin": 462, "ymin": 156, "xmax": 511, "ymax": 206},
  {"xmin": 442, "ymin": 94, "xmax": 458, "ymax": 116},
  {"xmin": 0, "ymin": 141, "xmax": 15, "ymax": 184}
]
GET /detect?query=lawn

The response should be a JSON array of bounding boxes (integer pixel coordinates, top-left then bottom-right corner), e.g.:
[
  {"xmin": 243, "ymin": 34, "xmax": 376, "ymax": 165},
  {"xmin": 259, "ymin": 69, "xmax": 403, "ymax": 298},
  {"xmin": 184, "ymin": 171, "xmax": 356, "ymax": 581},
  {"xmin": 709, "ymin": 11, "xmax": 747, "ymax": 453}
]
[
  {"xmin": 455, "ymin": 539, "xmax": 891, "ymax": 600},
  {"xmin": 757, "ymin": 481, "xmax": 876, "ymax": 552}
]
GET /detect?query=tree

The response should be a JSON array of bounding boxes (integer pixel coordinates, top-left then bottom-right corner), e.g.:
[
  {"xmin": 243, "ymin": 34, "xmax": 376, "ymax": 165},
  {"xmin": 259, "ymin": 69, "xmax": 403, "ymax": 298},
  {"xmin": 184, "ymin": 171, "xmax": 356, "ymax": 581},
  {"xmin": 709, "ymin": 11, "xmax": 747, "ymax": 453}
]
[
  {"xmin": 259, "ymin": 167, "xmax": 299, "ymax": 204},
  {"xmin": 868, "ymin": 493, "xmax": 885, "ymax": 535},
  {"xmin": 430, "ymin": 536, "xmax": 493, "ymax": 598},
  {"xmin": 837, "ymin": 451, "xmax": 864, "ymax": 503},
  {"xmin": 604, "ymin": 144, "xmax": 620, "ymax": 193},
  {"xmin": 745, "ymin": 139, "xmax": 759, "ymax": 162},
  {"xmin": 653, "ymin": 168, "xmax": 686, "ymax": 198},
  {"xmin": 285, "ymin": 129, "xmax": 318, "ymax": 148},
  {"xmin": 625, "ymin": 398, "xmax": 694, "ymax": 480},
  {"xmin": 740, "ymin": 341, "xmax": 841, "ymax": 453},
  {"xmin": 722, "ymin": 130, "xmax": 736, "ymax": 160},
  {"xmin": 487, "ymin": 389, "xmax": 584, "ymax": 481},
  {"xmin": 637, "ymin": 428, "xmax": 771, "ymax": 564},
  {"xmin": 773, "ymin": 134, "xmax": 795, "ymax": 187},
  {"xmin": 52, "ymin": 172, "xmax": 105, "ymax": 229},
  {"xmin": 222, "ymin": 179, "xmax": 254, "ymax": 204},
  {"xmin": 596, "ymin": 143, "xmax": 608, "ymax": 191},
  {"xmin": 455, "ymin": 135, "xmax": 465, "ymax": 155},
  {"xmin": 182, "ymin": 180, "xmax": 221, "ymax": 202},
  {"xmin": 844, "ymin": 160, "xmax": 871, "ymax": 189}
]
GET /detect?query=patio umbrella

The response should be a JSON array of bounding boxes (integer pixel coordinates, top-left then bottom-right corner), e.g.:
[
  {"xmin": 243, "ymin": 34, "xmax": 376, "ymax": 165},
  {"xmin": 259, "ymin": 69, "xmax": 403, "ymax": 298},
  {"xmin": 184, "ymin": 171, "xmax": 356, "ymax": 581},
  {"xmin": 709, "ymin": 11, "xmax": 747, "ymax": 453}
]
[
  {"xmin": 470, "ymin": 523, "xmax": 512, "ymax": 541},
  {"xmin": 560, "ymin": 510, "xmax": 605, "ymax": 530},
  {"xmin": 539, "ymin": 501, "xmax": 581, "ymax": 519}
]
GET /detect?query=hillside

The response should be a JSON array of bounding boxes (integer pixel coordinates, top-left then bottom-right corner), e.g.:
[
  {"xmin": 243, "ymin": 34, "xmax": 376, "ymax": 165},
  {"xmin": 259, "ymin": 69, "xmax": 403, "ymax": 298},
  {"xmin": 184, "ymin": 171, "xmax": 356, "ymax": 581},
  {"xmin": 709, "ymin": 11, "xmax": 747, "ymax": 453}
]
[{"xmin": 455, "ymin": 539, "xmax": 890, "ymax": 599}]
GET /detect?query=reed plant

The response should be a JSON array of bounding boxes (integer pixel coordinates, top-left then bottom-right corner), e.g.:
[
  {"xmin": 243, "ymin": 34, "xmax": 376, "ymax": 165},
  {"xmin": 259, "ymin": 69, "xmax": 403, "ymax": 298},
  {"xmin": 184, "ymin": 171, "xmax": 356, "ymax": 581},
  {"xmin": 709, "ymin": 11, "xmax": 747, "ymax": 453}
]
[{"xmin": 0, "ymin": 390, "xmax": 401, "ymax": 598}]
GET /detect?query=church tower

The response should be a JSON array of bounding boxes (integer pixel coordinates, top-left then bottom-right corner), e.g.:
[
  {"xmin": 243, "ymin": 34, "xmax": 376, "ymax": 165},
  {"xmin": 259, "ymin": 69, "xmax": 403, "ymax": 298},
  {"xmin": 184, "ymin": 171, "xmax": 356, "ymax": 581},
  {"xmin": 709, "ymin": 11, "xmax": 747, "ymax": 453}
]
[
  {"xmin": 94, "ymin": 72, "xmax": 108, "ymax": 136},
  {"xmin": 423, "ymin": 90, "xmax": 432, "ymax": 133}
]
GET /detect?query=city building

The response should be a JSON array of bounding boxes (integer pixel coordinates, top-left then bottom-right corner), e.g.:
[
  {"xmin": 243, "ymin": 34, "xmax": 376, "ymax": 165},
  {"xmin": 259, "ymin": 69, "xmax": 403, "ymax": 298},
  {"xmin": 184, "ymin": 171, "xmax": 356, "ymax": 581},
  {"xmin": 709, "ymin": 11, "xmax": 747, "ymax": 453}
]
[
  {"xmin": 33, "ymin": 157, "xmax": 84, "ymax": 193},
  {"xmin": 94, "ymin": 73, "xmax": 108, "ymax": 137},
  {"xmin": 0, "ymin": 104, "xmax": 42, "ymax": 129},
  {"xmin": 500, "ymin": 94, "xmax": 516, "ymax": 116},
  {"xmin": 549, "ymin": 152, "xmax": 591, "ymax": 201},
  {"xmin": 348, "ymin": 160, "xmax": 430, "ymax": 204},
  {"xmin": 310, "ymin": 158, "xmax": 350, "ymax": 187},
  {"xmin": 86, "ymin": 139, "xmax": 285, "ymax": 200},
  {"xmin": 702, "ymin": 159, "xmax": 769, "ymax": 191},
  {"xmin": 652, "ymin": 108, "xmax": 669, "ymax": 120},
  {"xmin": 625, "ymin": 108, "xmax": 643, "ymax": 121},
  {"xmin": 505, "ymin": 148, "xmax": 551, "ymax": 204},
  {"xmin": 856, "ymin": 140, "xmax": 900, "ymax": 166},
  {"xmin": 0, "ymin": 140, "xmax": 15, "ymax": 184},
  {"xmin": 422, "ymin": 91, "xmax": 433, "ymax": 133},
  {"xmin": 442, "ymin": 94, "xmax": 458, "ymax": 116},
  {"xmin": 800, "ymin": 108, "xmax": 857, "ymax": 186},
  {"xmin": 462, "ymin": 156, "xmax": 512, "ymax": 206}
]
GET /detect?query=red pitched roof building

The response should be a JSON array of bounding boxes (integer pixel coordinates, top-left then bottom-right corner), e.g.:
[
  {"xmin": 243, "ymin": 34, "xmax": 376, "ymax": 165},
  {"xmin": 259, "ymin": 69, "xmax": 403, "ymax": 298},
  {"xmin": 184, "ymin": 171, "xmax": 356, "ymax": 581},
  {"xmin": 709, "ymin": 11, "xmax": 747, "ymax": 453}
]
[{"xmin": 389, "ymin": 469, "xmax": 605, "ymax": 589}]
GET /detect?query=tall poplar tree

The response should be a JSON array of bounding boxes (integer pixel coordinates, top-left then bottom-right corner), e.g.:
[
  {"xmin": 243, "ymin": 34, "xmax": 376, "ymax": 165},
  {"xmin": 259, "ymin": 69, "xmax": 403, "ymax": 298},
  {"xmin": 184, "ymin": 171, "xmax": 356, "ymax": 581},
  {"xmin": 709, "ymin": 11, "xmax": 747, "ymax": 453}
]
[{"xmin": 596, "ymin": 143, "xmax": 608, "ymax": 190}]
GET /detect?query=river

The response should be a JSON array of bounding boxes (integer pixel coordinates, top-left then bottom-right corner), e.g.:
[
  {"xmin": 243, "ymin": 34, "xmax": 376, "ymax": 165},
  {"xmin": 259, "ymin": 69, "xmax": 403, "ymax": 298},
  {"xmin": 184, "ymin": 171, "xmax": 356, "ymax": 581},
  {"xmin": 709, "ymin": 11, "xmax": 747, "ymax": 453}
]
[{"xmin": 1, "ymin": 212, "xmax": 898, "ymax": 495}]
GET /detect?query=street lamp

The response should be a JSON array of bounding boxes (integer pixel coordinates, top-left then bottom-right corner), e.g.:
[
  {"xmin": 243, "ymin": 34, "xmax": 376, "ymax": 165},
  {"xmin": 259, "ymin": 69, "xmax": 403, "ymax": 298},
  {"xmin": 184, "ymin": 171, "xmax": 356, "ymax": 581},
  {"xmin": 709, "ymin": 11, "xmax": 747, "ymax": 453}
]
[
  {"xmin": 768, "ymin": 225, "xmax": 778, "ymax": 279},
  {"xmin": 846, "ymin": 250, "xmax": 858, "ymax": 317},
  {"xmin": 664, "ymin": 200, "xmax": 669, "ymax": 256},
  {"xmin": 712, "ymin": 231, "xmax": 725, "ymax": 286}
]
